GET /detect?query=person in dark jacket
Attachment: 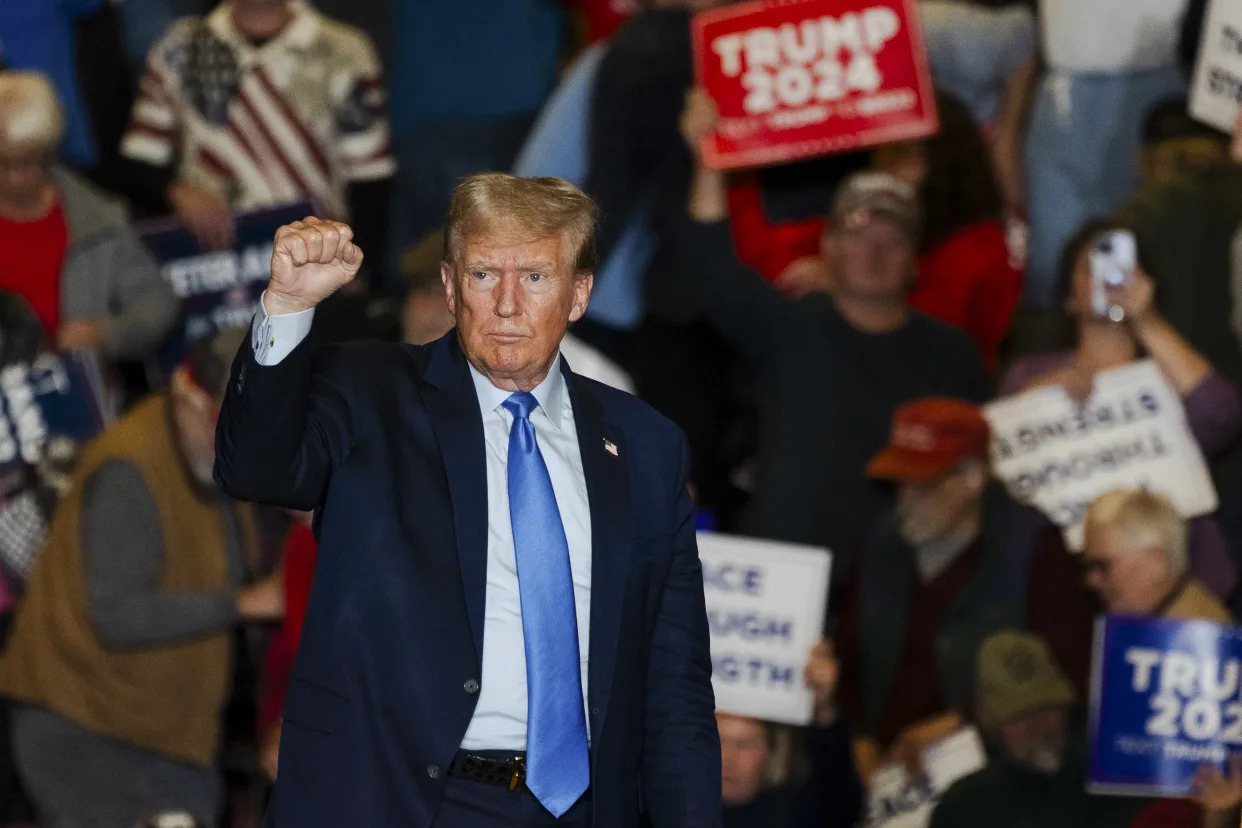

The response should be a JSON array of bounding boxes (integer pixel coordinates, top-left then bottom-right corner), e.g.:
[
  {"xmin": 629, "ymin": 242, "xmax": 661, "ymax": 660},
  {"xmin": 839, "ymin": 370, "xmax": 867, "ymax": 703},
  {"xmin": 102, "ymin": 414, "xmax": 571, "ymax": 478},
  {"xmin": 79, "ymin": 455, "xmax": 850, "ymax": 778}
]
[
  {"xmin": 0, "ymin": 70, "xmax": 176, "ymax": 361},
  {"xmin": 830, "ymin": 398, "xmax": 1026, "ymax": 784},
  {"xmin": 678, "ymin": 91, "xmax": 987, "ymax": 583}
]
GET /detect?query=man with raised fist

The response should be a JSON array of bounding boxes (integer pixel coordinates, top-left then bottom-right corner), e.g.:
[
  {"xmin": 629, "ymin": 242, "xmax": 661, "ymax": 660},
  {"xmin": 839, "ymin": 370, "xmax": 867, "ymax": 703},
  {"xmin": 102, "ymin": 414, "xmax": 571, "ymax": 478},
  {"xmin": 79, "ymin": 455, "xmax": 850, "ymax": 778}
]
[{"xmin": 214, "ymin": 174, "xmax": 721, "ymax": 827}]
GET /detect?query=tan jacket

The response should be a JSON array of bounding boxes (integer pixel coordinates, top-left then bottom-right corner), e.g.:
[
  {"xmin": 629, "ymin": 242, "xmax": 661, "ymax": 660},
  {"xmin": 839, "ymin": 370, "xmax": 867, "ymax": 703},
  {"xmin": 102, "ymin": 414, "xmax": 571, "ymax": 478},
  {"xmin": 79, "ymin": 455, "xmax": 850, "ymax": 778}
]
[
  {"xmin": 0, "ymin": 395, "xmax": 257, "ymax": 767},
  {"xmin": 1163, "ymin": 578, "xmax": 1233, "ymax": 624}
]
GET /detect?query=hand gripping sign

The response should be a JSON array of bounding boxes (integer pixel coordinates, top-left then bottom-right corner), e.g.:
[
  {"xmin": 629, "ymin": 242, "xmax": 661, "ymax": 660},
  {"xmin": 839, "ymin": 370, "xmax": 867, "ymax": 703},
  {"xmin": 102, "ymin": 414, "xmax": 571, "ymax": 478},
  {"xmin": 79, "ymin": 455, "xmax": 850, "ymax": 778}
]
[{"xmin": 692, "ymin": 0, "xmax": 938, "ymax": 170}]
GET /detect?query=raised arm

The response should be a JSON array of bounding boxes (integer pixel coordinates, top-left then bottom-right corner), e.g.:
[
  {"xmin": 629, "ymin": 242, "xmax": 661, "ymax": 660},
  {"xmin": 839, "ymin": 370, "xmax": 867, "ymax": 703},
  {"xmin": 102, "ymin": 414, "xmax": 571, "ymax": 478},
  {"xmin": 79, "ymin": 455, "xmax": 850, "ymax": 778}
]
[
  {"xmin": 213, "ymin": 219, "xmax": 363, "ymax": 508},
  {"xmin": 671, "ymin": 89, "xmax": 791, "ymax": 366},
  {"xmin": 1111, "ymin": 267, "xmax": 1242, "ymax": 453}
]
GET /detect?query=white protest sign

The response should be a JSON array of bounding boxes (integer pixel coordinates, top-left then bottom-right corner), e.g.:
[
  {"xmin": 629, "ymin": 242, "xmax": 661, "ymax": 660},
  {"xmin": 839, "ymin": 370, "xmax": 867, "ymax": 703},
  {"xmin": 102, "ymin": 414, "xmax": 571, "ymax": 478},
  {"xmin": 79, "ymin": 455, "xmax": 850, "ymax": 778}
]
[
  {"xmin": 984, "ymin": 360, "xmax": 1217, "ymax": 551},
  {"xmin": 864, "ymin": 727, "xmax": 987, "ymax": 828},
  {"xmin": 1190, "ymin": 0, "xmax": 1242, "ymax": 133},
  {"xmin": 698, "ymin": 532, "xmax": 831, "ymax": 725}
]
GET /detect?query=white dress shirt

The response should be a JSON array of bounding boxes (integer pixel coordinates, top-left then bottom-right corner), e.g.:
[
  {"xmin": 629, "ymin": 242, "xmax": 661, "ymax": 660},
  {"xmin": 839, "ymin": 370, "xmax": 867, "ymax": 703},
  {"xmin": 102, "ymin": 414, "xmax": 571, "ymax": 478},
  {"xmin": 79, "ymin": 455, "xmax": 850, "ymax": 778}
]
[
  {"xmin": 460, "ymin": 358, "xmax": 592, "ymax": 750},
  {"xmin": 251, "ymin": 299, "xmax": 593, "ymax": 751}
]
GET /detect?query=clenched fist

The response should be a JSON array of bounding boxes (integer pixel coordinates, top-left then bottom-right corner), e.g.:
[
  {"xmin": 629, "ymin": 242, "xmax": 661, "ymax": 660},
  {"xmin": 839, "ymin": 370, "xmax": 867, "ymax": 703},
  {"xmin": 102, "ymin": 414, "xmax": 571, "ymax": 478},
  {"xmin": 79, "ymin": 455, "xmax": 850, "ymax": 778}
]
[{"xmin": 265, "ymin": 218, "xmax": 364, "ymax": 316}]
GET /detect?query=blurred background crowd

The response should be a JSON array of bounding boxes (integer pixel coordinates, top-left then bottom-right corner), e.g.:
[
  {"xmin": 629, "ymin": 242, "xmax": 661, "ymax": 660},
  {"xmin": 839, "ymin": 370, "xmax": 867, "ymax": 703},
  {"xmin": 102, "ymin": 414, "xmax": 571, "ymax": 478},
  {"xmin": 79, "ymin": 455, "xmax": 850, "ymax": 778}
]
[{"xmin": 1, "ymin": 0, "xmax": 1242, "ymax": 825}]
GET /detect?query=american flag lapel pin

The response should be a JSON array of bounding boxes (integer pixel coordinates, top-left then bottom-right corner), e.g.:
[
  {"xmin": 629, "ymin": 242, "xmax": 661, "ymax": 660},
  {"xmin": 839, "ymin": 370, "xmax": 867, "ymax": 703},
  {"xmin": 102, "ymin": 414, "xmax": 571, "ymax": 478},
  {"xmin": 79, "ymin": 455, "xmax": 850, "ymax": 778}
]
[{"xmin": 603, "ymin": 438, "xmax": 618, "ymax": 456}]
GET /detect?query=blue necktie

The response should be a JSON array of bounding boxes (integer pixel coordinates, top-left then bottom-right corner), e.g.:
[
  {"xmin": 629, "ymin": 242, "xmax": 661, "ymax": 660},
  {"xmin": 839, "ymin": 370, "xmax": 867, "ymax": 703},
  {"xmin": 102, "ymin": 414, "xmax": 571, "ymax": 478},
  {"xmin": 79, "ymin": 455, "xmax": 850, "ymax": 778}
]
[{"xmin": 502, "ymin": 392, "xmax": 590, "ymax": 816}]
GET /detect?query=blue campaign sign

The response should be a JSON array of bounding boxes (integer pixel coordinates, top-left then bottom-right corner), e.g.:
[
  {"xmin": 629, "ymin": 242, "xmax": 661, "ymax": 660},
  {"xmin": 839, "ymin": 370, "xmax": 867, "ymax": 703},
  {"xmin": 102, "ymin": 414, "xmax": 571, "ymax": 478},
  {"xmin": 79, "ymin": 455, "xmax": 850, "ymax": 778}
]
[
  {"xmin": 139, "ymin": 202, "xmax": 313, "ymax": 378},
  {"xmin": 0, "ymin": 352, "xmax": 108, "ymax": 496},
  {"xmin": 1089, "ymin": 614, "xmax": 1242, "ymax": 797}
]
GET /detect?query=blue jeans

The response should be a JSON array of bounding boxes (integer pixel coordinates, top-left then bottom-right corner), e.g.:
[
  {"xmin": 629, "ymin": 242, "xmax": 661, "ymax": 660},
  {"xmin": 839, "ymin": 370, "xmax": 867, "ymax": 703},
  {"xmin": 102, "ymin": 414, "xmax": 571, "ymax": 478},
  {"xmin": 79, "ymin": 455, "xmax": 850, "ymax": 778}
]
[{"xmin": 1023, "ymin": 66, "xmax": 1186, "ymax": 308}]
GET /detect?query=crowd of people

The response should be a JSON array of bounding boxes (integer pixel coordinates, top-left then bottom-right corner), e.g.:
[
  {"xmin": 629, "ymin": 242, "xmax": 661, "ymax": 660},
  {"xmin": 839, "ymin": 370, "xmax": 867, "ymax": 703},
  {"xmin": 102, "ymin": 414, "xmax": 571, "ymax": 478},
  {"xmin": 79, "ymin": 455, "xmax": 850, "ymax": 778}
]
[{"xmin": 0, "ymin": 0, "xmax": 1241, "ymax": 825}]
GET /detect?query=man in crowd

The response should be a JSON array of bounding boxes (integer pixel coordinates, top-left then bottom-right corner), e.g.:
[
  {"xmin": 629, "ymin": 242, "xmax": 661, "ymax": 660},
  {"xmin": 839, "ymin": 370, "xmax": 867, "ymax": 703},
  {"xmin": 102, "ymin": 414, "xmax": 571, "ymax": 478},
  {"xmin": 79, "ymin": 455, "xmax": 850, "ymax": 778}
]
[
  {"xmin": 120, "ymin": 0, "xmax": 395, "ymax": 262},
  {"xmin": 0, "ymin": 70, "xmax": 176, "ymax": 359},
  {"xmin": 1083, "ymin": 489, "xmax": 1232, "ymax": 623},
  {"xmin": 831, "ymin": 398, "xmax": 1023, "ymax": 781},
  {"xmin": 214, "ymin": 176, "xmax": 719, "ymax": 825},
  {"xmin": 679, "ymin": 92, "xmax": 987, "ymax": 576},
  {"xmin": 929, "ymin": 630, "xmax": 1147, "ymax": 827},
  {"xmin": 0, "ymin": 328, "xmax": 284, "ymax": 826}
]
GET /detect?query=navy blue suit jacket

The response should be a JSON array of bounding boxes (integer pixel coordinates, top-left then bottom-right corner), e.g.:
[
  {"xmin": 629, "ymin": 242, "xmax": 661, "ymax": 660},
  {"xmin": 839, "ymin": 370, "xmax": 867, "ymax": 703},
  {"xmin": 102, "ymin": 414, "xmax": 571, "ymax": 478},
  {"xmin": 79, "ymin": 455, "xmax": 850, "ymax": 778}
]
[{"xmin": 214, "ymin": 330, "xmax": 721, "ymax": 827}]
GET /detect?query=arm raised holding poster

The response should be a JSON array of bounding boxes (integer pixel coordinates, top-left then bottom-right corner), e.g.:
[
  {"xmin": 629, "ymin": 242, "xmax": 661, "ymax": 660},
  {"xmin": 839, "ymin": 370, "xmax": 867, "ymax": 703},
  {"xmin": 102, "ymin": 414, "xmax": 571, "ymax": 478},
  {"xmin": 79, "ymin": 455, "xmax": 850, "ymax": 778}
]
[
  {"xmin": 691, "ymin": 0, "xmax": 938, "ymax": 169},
  {"xmin": 676, "ymin": 89, "xmax": 797, "ymax": 366},
  {"xmin": 1004, "ymin": 224, "xmax": 1241, "ymax": 454}
]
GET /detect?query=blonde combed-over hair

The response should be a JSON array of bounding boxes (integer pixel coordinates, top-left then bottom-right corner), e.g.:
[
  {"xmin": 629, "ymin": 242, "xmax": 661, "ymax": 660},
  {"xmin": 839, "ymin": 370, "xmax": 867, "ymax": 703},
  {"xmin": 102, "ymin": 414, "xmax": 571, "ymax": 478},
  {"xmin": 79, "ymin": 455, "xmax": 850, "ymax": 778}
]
[{"xmin": 443, "ymin": 173, "xmax": 598, "ymax": 274}]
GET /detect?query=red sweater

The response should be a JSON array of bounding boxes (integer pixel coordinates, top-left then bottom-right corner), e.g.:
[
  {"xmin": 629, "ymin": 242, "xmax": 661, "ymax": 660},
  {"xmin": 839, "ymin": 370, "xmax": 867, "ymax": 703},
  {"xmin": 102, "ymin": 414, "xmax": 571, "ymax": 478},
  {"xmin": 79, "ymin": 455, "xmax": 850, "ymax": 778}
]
[
  {"xmin": 569, "ymin": 0, "xmax": 638, "ymax": 43},
  {"xmin": 0, "ymin": 202, "xmax": 68, "ymax": 340},
  {"xmin": 260, "ymin": 523, "xmax": 319, "ymax": 732},
  {"xmin": 726, "ymin": 178, "xmax": 1021, "ymax": 372}
]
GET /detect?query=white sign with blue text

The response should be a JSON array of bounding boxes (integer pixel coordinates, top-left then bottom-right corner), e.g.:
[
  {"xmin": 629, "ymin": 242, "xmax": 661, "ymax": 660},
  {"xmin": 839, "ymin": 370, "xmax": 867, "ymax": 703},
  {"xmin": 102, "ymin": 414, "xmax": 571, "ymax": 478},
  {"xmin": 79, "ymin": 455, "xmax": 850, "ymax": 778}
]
[
  {"xmin": 984, "ymin": 360, "xmax": 1217, "ymax": 551},
  {"xmin": 698, "ymin": 533, "xmax": 831, "ymax": 725}
]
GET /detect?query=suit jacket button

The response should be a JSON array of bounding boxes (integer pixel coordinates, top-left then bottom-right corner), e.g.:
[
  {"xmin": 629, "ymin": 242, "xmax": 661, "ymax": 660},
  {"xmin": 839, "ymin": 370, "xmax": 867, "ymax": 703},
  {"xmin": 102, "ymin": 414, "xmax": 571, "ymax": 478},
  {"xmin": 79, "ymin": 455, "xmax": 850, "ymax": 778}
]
[
  {"xmin": 464, "ymin": 679, "xmax": 480, "ymax": 695},
  {"xmin": 590, "ymin": 707, "xmax": 600, "ymax": 717},
  {"xmin": 427, "ymin": 765, "xmax": 442, "ymax": 779}
]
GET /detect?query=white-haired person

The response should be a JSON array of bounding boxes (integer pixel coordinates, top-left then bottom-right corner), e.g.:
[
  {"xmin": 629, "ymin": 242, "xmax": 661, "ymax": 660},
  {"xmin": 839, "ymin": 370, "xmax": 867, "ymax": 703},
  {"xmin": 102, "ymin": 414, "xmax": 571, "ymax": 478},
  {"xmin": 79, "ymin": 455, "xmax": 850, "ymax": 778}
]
[
  {"xmin": 0, "ymin": 70, "xmax": 176, "ymax": 361},
  {"xmin": 1081, "ymin": 490, "xmax": 1242, "ymax": 828},
  {"xmin": 1082, "ymin": 489, "xmax": 1232, "ymax": 623}
]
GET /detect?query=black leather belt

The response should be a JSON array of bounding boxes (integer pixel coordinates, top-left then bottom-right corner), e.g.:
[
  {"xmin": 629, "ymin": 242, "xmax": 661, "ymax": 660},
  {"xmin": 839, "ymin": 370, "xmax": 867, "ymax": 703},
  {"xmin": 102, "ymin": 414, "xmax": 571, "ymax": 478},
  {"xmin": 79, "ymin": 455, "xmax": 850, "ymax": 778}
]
[{"xmin": 448, "ymin": 750, "xmax": 527, "ymax": 792}]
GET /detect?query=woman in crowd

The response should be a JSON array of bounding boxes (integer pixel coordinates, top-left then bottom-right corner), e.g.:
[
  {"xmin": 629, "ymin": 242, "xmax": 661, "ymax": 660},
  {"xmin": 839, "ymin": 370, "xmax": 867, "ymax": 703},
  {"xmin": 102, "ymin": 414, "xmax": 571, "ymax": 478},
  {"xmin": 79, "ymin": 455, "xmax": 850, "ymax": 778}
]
[
  {"xmin": 1002, "ymin": 219, "xmax": 1242, "ymax": 603},
  {"xmin": 0, "ymin": 70, "xmax": 175, "ymax": 362},
  {"xmin": 729, "ymin": 91, "xmax": 1020, "ymax": 372}
]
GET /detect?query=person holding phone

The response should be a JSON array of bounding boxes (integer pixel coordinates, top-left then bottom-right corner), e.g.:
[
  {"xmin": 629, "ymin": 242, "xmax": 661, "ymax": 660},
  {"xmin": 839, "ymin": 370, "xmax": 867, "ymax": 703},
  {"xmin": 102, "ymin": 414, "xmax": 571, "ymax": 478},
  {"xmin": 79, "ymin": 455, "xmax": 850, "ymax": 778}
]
[{"xmin": 998, "ymin": 219, "xmax": 1242, "ymax": 601}]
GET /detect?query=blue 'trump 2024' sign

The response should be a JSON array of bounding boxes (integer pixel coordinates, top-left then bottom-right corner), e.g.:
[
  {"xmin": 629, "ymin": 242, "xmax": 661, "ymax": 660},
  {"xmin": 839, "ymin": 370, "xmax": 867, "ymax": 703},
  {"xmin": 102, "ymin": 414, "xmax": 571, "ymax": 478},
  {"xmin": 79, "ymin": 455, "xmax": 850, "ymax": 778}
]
[{"xmin": 1089, "ymin": 614, "xmax": 1242, "ymax": 797}]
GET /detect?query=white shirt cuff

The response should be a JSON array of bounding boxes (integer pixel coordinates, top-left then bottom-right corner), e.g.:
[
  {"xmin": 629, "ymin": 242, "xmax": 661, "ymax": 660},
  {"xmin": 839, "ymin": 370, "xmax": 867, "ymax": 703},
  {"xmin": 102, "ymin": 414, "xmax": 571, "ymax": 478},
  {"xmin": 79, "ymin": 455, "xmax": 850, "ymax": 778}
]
[{"xmin": 251, "ymin": 291, "xmax": 315, "ymax": 366}]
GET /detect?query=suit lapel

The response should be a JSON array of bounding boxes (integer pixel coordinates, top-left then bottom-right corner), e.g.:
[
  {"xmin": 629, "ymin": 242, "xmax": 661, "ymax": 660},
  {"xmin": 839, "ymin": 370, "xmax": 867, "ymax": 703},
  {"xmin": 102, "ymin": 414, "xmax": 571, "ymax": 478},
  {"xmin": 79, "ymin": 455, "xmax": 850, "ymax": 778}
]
[
  {"xmin": 563, "ymin": 362, "xmax": 631, "ymax": 745},
  {"xmin": 421, "ymin": 332, "xmax": 488, "ymax": 667}
]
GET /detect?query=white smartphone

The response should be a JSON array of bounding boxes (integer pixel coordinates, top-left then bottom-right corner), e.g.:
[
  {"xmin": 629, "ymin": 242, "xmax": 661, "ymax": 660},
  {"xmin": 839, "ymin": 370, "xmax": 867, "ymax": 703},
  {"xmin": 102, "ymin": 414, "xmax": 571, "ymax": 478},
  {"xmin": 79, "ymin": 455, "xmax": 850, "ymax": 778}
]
[{"xmin": 1089, "ymin": 230, "xmax": 1137, "ymax": 321}]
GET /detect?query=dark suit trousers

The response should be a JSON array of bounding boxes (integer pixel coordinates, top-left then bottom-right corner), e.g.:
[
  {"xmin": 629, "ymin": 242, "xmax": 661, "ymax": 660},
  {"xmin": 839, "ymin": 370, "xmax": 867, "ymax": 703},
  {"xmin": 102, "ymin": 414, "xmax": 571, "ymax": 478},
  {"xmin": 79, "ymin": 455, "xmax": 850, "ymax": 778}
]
[{"xmin": 433, "ymin": 777, "xmax": 592, "ymax": 827}]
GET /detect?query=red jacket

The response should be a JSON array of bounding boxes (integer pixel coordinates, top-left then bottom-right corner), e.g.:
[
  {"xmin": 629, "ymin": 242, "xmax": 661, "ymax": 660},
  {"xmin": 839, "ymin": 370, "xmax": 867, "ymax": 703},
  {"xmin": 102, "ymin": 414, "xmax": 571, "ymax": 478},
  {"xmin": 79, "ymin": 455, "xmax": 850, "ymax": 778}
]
[
  {"xmin": 260, "ymin": 522, "xmax": 319, "ymax": 733},
  {"xmin": 568, "ymin": 0, "xmax": 639, "ymax": 43},
  {"xmin": 726, "ymin": 176, "xmax": 1021, "ymax": 372}
]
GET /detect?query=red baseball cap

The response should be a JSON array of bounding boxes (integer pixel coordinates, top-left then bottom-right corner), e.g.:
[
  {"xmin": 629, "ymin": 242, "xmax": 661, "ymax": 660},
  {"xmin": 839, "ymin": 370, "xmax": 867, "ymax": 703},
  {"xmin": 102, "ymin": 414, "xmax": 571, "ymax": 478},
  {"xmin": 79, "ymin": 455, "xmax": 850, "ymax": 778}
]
[{"xmin": 866, "ymin": 397, "xmax": 990, "ymax": 483}]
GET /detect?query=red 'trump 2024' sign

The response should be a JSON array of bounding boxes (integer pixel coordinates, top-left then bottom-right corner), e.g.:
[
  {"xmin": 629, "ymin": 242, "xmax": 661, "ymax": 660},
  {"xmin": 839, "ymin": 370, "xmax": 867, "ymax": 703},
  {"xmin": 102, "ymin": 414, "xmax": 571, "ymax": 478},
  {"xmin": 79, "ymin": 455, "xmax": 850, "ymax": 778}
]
[{"xmin": 692, "ymin": 0, "xmax": 939, "ymax": 170}]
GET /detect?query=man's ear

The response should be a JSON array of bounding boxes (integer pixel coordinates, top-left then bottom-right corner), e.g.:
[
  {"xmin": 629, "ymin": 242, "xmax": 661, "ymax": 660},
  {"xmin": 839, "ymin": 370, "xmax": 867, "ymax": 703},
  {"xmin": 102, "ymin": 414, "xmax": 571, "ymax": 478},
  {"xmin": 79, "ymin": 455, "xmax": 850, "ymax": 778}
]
[
  {"xmin": 568, "ymin": 272, "xmax": 594, "ymax": 323},
  {"xmin": 441, "ymin": 261, "xmax": 456, "ymax": 316}
]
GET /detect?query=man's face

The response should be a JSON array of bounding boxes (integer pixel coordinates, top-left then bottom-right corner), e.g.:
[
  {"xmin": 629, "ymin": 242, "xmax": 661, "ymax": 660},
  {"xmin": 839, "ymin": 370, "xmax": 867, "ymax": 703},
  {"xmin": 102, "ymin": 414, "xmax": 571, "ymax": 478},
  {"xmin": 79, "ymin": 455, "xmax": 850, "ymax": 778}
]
[
  {"xmin": 0, "ymin": 140, "xmax": 49, "ymax": 211},
  {"xmin": 717, "ymin": 714, "xmax": 770, "ymax": 806},
  {"xmin": 896, "ymin": 462, "xmax": 982, "ymax": 547},
  {"xmin": 443, "ymin": 229, "xmax": 592, "ymax": 391},
  {"xmin": 998, "ymin": 706, "xmax": 1068, "ymax": 775},
  {"xmin": 822, "ymin": 219, "xmax": 914, "ymax": 302},
  {"xmin": 1082, "ymin": 524, "xmax": 1172, "ymax": 614}
]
